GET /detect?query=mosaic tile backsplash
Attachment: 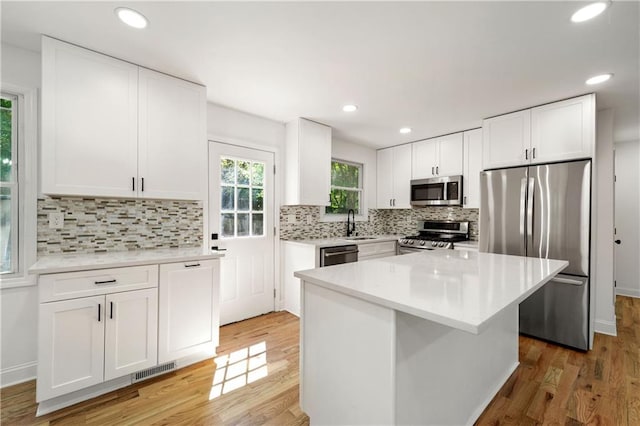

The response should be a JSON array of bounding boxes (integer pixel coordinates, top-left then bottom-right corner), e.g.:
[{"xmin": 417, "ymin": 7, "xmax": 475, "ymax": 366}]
[
  {"xmin": 37, "ymin": 197, "xmax": 203, "ymax": 255},
  {"xmin": 280, "ymin": 206, "xmax": 479, "ymax": 240}
]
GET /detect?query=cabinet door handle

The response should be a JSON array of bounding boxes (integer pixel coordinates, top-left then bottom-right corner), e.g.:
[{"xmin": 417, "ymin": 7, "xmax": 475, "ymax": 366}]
[
  {"xmin": 436, "ymin": 166, "xmax": 439, "ymax": 175},
  {"xmin": 389, "ymin": 199, "xmax": 392, "ymax": 207},
  {"xmin": 532, "ymin": 147, "xmax": 536, "ymax": 159},
  {"xmin": 393, "ymin": 198, "xmax": 396, "ymax": 206},
  {"xmin": 110, "ymin": 301, "xmax": 114, "ymax": 319},
  {"xmin": 132, "ymin": 177, "xmax": 135, "ymax": 191},
  {"xmin": 94, "ymin": 279, "xmax": 116, "ymax": 285},
  {"xmin": 525, "ymin": 149, "xmax": 529, "ymax": 160},
  {"xmin": 141, "ymin": 177, "xmax": 145, "ymax": 192},
  {"xmin": 463, "ymin": 196, "xmax": 467, "ymax": 205},
  {"xmin": 98, "ymin": 303, "xmax": 101, "ymax": 322},
  {"xmin": 431, "ymin": 166, "xmax": 435, "ymax": 175},
  {"xmin": 185, "ymin": 263, "xmax": 201, "ymax": 268}
]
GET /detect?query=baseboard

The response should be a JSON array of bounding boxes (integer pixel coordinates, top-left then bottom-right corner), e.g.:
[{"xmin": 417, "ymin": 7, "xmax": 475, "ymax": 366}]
[
  {"xmin": 282, "ymin": 308, "xmax": 300, "ymax": 318},
  {"xmin": 595, "ymin": 319, "xmax": 617, "ymax": 336},
  {"xmin": 466, "ymin": 361, "xmax": 519, "ymax": 426},
  {"xmin": 0, "ymin": 361, "xmax": 37, "ymax": 388},
  {"xmin": 616, "ymin": 287, "xmax": 640, "ymax": 298}
]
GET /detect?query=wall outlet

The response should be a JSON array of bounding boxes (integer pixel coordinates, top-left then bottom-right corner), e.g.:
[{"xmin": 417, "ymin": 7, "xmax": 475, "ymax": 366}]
[
  {"xmin": 49, "ymin": 212, "xmax": 64, "ymax": 229},
  {"xmin": 306, "ymin": 215, "xmax": 313, "ymax": 225},
  {"xmin": 287, "ymin": 214, "xmax": 296, "ymax": 224}
]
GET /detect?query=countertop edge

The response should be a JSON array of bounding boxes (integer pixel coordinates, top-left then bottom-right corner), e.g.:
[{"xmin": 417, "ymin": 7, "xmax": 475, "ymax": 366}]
[{"xmin": 29, "ymin": 252, "xmax": 225, "ymax": 276}]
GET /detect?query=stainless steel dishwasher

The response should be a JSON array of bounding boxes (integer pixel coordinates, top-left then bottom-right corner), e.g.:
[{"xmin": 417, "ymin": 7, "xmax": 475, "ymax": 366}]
[{"xmin": 320, "ymin": 245, "xmax": 359, "ymax": 267}]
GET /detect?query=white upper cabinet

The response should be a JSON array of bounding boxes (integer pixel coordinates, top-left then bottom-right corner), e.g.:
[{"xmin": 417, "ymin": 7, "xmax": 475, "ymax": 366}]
[
  {"xmin": 138, "ymin": 69, "xmax": 207, "ymax": 200},
  {"xmin": 412, "ymin": 133, "xmax": 463, "ymax": 179},
  {"xmin": 482, "ymin": 110, "xmax": 531, "ymax": 170},
  {"xmin": 41, "ymin": 36, "xmax": 139, "ymax": 198},
  {"xmin": 531, "ymin": 94, "xmax": 594, "ymax": 163},
  {"xmin": 483, "ymin": 94, "xmax": 595, "ymax": 170},
  {"xmin": 462, "ymin": 129, "xmax": 482, "ymax": 209},
  {"xmin": 284, "ymin": 118, "xmax": 332, "ymax": 206},
  {"xmin": 377, "ymin": 144, "xmax": 411, "ymax": 209},
  {"xmin": 41, "ymin": 36, "xmax": 206, "ymax": 200}
]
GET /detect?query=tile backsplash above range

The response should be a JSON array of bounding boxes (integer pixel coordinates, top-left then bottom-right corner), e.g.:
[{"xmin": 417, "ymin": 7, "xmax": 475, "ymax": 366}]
[{"xmin": 279, "ymin": 206, "xmax": 478, "ymax": 241}]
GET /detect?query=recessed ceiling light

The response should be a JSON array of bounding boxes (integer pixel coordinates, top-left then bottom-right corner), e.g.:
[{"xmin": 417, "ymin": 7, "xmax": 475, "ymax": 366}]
[
  {"xmin": 586, "ymin": 73, "xmax": 613, "ymax": 85},
  {"xmin": 115, "ymin": 7, "xmax": 148, "ymax": 29},
  {"xmin": 342, "ymin": 104, "xmax": 358, "ymax": 112},
  {"xmin": 399, "ymin": 127, "xmax": 412, "ymax": 134},
  {"xmin": 571, "ymin": 2, "xmax": 608, "ymax": 23}
]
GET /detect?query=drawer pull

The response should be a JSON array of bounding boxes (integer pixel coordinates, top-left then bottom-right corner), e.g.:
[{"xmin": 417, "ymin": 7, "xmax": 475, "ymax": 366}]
[
  {"xmin": 110, "ymin": 301, "xmax": 114, "ymax": 319},
  {"xmin": 185, "ymin": 263, "xmax": 201, "ymax": 268},
  {"xmin": 94, "ymin": 279, "xmax": 117, "ymax": 285},
  {"xmin": 98, "ymin": 304, "xmax": 101, "ymax": 322}
]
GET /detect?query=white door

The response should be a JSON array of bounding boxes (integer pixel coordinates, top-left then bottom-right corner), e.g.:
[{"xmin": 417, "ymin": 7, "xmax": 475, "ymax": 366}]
[
  {"xmin": 411, "ymin": 139, "xmax": 438, "ymax": 179},
  {"xmin": 437, "ymin": 133, "xmax": 464, "ymax": 176},
  {"xmin": 376, "ymin": 148, "xmax": 394, "ymax": 208},
  {"xmin": 104, "ymin": 288, "xmax": 158, "ymax": 380},
  {"xmin": 209, "ymin": 142, "xmax": 275, "ymax": 325},
  {"xmin": 37, "ymin": 296, "xmax": 105, "ymax": 401},
  {"xmin": 482, "ymin": 110, "xmax": 531, "ymax": 169},
  {"xmin": 392, "ymin": 144, "xmax": 413, "ymax": 208}
]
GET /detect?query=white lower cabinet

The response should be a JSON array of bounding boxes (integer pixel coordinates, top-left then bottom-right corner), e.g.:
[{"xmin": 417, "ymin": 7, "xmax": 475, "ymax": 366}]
[
  {"xmin": 104, "ymin": 288, "xmax": 158, "ymax": 381},
  {"xmin": 357, "ymin": 241, "xmax": 397, "ymax": 261},
  {"xmin": 37, "ymin": 296, "xmax": 105, "ymax": 401},
  {"xmin": 158, "ymin": 260, "xmax": 220, "ymax": 363}
]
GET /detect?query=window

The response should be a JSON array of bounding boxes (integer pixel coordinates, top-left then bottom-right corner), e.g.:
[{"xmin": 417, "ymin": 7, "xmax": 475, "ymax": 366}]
[
  {"xmin": 1, "ymin": 93, "xmax": 18, "ymax": 275},
  {"xmin": 325, "ymin": 159, "xmax": 363, "ymax": 215},
  {"xmin": 220, "ymin": 157, "xmax": 265, "ymax": 238}
]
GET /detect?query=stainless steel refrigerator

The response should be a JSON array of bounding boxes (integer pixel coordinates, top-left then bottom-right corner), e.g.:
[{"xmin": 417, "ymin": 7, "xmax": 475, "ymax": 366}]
[{"xmin": 479, "ymin": 160, "xmax": 591, "ymax": 350}]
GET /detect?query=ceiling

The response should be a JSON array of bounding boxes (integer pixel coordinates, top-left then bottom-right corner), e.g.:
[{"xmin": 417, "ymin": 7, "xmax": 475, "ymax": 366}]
[{"xmin": 2, "ymin": 1, "xmax": 638, "ymax": 148}]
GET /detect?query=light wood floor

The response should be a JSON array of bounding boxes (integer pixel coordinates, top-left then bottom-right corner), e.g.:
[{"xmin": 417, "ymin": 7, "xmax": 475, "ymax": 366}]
[{"xmin": 2, "ymin": 297, "xmax": 638, "ymax": 425}]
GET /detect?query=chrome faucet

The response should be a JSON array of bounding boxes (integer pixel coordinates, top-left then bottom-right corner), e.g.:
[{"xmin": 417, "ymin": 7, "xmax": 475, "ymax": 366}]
[{"xmin": 346, "ymin": 209, "xmax": 356, "ymax": 237}]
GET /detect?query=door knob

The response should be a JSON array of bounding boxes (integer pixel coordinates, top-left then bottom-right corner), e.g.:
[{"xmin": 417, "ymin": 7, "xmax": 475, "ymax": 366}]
[{"xmin": 614, "ymin": 239, "xmax": 621, "ymax": 245}]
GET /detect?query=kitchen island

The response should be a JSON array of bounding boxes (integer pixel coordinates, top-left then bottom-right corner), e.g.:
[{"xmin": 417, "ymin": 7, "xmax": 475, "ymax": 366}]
[{"xmin": 294, "ymin": 250, "xmax": 568, "ymax": 425}]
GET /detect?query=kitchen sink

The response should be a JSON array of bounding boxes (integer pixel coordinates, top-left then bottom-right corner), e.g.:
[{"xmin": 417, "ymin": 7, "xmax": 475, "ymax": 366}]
[{"xmin": 344, "ymin": 236, "xmax": 377, "ymax": 240}]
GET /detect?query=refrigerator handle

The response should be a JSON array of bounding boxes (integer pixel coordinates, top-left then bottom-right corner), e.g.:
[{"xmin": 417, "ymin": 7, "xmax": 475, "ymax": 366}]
[
  {"xmin": 527, "ymin": 177, "xmax": 535, "ymax": 251},
  {"xmin": 520, "ymin": 178, "xmax": 527, "ymax": 253}
]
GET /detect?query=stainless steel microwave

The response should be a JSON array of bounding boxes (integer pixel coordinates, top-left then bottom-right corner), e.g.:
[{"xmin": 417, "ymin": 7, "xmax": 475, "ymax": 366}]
[{"xmin": 410, "ymin": 175, "xmax": 463, "ymax": 206}]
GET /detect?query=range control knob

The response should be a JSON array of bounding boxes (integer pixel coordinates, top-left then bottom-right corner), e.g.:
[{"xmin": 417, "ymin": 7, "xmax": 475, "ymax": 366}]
[
  {"xmin": 431, "ymin": 241, "xmax": 438, "ymax": 247},
  {"xmin": 438, "ymin": 242, "xmax": 445, "ymax": 248},
  {"xmin": 419, "ymin": 241, "xmax": 425, "ymax": 246},
  {"xmin": 408, "ymin": 240, "xmax": 414, "ymax": 245},
  {"xmin": 400, "ymin": 239, "xmax": 407, "ymax": 244}
]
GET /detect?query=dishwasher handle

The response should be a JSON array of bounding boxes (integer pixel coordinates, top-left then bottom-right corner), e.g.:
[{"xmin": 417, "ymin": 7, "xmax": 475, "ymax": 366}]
[{"xmin": 324, "ymin": 249, "xmax": 359, "ymax": 257}]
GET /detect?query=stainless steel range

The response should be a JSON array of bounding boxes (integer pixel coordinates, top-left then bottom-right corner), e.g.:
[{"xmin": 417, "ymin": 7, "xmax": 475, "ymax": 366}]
[{"xmin": 398, "ymin": 220, "xmax": 470, "ymax": 254}]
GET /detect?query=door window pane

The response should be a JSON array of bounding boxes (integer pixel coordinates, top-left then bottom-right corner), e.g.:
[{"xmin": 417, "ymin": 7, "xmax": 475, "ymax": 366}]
[
  {"xmin": 237, "ymin": 161, "xmax": 250, "ymax": 185},
  {"xmin": 221, "ymin": 213, "xmax": 235, "ymax": 237},
  {"xmin": 252, "ymin": 188, "xmax": 264, "ymax": 211},
  {"xmin": 219, "ymin": 156, "xmax": 267, "ymax": 238},
  {"xmin": 252, "ymin": 163, "xmax": 264, "ymax": 187},
  {"xmin": 252, "ymin": 214, "xmax": 264, "ymax": 236},
  {"xmin": 237, "ymin": 188, "xmax": 250, "ymax": 211},
  {"xmin": 237, "ymin": 213, "xmax": 249, "ymax": 236},
  {"xmin": 221, "ymin": 159, "xmax": 235, "ymax": 184},
  {"xmin": 221, "ymin": 186, "xmax": 235, "ymax": 210},
  {"xmin": 1, "ymin": 98, "xmax": 14, "ymax": 182}
]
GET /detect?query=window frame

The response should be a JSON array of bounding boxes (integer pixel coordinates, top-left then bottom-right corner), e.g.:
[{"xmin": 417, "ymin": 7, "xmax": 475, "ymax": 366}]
[
  {"xmin": 321, "ymin": 158, "xmax": 366, "ymax": 222},
  {"xmin": 0, "ymin": 84, "xmax": 37, "ymax": 289},
  {"xmin": 219, "ymin": 155, "xmax": 266, "ymax": 239}
]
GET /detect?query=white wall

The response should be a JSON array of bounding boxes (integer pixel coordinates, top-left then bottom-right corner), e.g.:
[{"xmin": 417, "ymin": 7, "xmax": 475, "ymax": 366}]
[
  {"xmin": 593, "ymin": 109, "xmax": 617, "ymax": 337},
  {"xmin": 330, "ymin": 138, "xmax": 377, "ymax": 219},
  {"xmin": 1, "ymin": 43, "xmax": 41, "ymax": 386},
  {"xmin": 207, "ymin": 103, "xmax": 285, "ymax": 150},
  {"xmin": 614, "ymin": 140, "xmax": 640, "ymax": 297}
]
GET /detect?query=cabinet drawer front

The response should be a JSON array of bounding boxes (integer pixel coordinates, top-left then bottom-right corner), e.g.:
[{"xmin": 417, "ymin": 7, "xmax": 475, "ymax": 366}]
[
  {"xmin": 39, "ymin": 265, "xmax": 159, "ymax": 303},
  {"xmin": 375, "ymin": 241, "xmax": 397, "ymax": 254},
  {"xmin": 358, "ymin": 243, "xmax": 379, "ymax": 257},
  {"xmin": 358, "ymin": 241, "xmax": 397, "ymax": 260}
]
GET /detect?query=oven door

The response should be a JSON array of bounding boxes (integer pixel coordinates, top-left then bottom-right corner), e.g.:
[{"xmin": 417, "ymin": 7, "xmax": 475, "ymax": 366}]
[{"xmin": 411, "ymin": 176, "xmax": 463, "ymax": 206}]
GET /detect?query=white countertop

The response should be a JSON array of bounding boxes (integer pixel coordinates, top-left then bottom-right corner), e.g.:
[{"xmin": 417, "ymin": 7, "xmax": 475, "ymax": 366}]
[
  {"xmin": 454, "ymin": 240, "xmax": 479, "ymax": 248},
  {"xmin": 29, "ymin": 247, "xmax": 225, "ymax": 275},
  {"xmin": 295, "ymin": 250, "xmax": 568, "ymax": 334},
  {"xmin": 282, "ymin": 235, "xmax": 400, "ymax": 248}
]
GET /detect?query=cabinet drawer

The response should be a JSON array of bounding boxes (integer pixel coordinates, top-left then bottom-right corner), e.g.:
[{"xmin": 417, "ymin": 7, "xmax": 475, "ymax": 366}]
[{"xmin": 39, "ymin": 265, "xmax": 159, "ymax": 303}]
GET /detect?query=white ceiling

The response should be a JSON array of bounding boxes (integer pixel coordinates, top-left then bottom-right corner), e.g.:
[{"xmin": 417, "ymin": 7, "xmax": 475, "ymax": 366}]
[{"xmin": 2, "ymin": 1, "xmax": 638, "ymax": 148}]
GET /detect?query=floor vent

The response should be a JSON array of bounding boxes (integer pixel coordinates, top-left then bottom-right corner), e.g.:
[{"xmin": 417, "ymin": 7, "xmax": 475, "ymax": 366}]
[{"xmin": 132, "ymin": 362, "xmax": 176, "ymax": 383}]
